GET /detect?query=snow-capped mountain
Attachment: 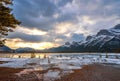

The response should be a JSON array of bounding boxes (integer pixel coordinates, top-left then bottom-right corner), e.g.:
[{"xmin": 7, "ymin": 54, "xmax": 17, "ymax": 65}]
[
  {"xmin": 46, "ymin": 24, "xmax": 120, "ymax": 52},
  {"xmin": 84, "ymin": 24, "xmax": 120, "ymax": 49},
  {"xmin": 62, "ymin": 42, "xmax": 71, "ymax": 47}
]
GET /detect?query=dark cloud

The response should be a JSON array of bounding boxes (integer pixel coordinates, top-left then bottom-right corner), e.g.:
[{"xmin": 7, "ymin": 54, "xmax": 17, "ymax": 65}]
[
  {"xmin": 57, "ymin": 13, "xmax": 77, "ymax": 23},
  {"xmin": 9, "ymin": 0, "xmax": 120, "ymax": 45},
  {"xmin": 7, "ymin": 32, "xmax": 43, "ymax": 42},
  {"xmin": 57, "ymin": 0, "xmax": 73, "ymax": 6},
  {"xmin": 12, "ymin": 0, "xmax": 120, "ymax": 30},
  {"xmin": 12, "ymin": 0, "xmax": 78, "ymax": 31},
  {"xmin": 71, "ymin": 34, "xmax": 85, "ymax": 42},
  {"xmin": 13, "ymin": 0, "xmax": 57, "ymax": 31},
  {"xmin": 13, "ymin": 0, "xmax": 57, "ymax": 17}
]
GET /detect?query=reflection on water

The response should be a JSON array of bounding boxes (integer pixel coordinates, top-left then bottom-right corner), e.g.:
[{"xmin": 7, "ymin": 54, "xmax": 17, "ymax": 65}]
[{"xmin": 0, "ymin": 53, "xmax": 49, "ymax": 59}]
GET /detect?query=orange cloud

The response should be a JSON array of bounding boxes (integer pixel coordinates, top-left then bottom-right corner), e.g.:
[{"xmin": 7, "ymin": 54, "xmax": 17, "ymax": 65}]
[{"xmin": 5, "ymin": 38, "xmax": 59, "ymax": 50}]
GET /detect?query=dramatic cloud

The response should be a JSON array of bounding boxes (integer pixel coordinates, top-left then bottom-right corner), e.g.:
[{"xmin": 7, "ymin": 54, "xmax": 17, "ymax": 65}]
[
  {"xmin": 6, "ymin": 0, "xmax": 120, "ymax": 49},
  {"xmin": 5, "ymin": 38, "xmax": 59, "ymax": 49}
]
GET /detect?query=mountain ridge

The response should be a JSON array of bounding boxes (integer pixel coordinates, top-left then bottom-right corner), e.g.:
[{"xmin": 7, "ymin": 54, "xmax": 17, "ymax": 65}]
[
  {"xmin": 1, "ymin": 24, "xmax": 120, "ymax": 53},
  {"xmin": 0, "ymin": 45, "xmax": 13, "ymax": 53},
  {"xmin": 45, "ymin": 24, "xmax": 120, "ymax": 53}
]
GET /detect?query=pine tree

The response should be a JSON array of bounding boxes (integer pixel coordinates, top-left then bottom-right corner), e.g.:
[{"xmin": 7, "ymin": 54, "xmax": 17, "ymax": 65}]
[{"xmin": 0, "ymin": 0, "xmax": 20, "ymax": 46}]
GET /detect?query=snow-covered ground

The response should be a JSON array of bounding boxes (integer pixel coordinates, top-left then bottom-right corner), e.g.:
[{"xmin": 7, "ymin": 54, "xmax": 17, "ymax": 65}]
[{"xmin": 0, "ymin": 53, "xmax": 120, "ymax": 81}]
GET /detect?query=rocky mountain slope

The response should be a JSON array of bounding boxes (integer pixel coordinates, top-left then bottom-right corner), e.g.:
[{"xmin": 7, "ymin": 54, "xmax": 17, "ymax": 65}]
[
  {"xmin": 46, "ymin": 24, "xmax": 120, "ymax": 52},
  {"xmin": 0, "ymin": 45, "xmax": 12, "ymax": 52},
  {"xmin": 15, "ymin": 47, "xmax": 35, "ymax": 53}
]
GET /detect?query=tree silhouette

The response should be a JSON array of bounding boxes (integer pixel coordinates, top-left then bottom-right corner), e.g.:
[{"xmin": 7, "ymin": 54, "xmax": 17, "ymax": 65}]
[{"xmin": 0, "ymin": 0, "xmax": 20, "ymax": 46}]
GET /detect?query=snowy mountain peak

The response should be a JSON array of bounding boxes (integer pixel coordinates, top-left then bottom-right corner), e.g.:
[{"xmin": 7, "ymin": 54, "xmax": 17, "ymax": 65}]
[
  {"xmin": 114, "ymin": 24, "xmax": 120, "ymax": 29},
  {"xmin": 46, "ymin": 24, "xmax": 120, "ymax": 52},
  {"xmin": 65, "ymin": 42, "xmax": 71, "ymax": 45},
  {"xmin": 96, "ymin": 29, "xmax": 112, "ymax": 36},
  {"xmin": 96, "ymin": 24, "xmax": 120, "ymax": 37},
  {"xmin": 3, "ymin": 24, "xmax": 120, "ymax": 53},
  {"xmin": 62, "ymin": 42, "xmax": 71, "ymax": 47},
  {"xmin": 86, "ymin": 36, "xmax": 93, "ymax": 41}
]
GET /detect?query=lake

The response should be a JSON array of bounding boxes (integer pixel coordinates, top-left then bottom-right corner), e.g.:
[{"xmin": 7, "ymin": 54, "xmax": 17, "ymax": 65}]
[{"xmin": 0, "ymin": 53, "xmax": 120, "ymax": 81}]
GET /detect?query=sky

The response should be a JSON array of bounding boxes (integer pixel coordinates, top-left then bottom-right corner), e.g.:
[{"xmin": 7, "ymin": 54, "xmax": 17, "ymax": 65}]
[{"xmin": 5, "ymin": 0, "xmax": 120, "ymax": 50}]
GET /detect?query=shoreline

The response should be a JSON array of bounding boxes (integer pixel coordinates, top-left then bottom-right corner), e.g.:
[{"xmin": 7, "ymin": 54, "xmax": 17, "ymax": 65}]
[
  {"xmin": 55, "ymin": 63, "xmax": 120, "ymax": 81},
  {"xmin": 0, "ymin": 64, "xmax": 120, "ymax": 81},
  {"xmin": 0, "ymin": 67, "xmax": 24, "ymax": 81}
]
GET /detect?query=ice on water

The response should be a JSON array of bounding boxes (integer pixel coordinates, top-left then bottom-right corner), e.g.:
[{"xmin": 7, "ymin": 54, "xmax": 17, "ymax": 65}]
[{"xmin": 0, "ymin": 53, "xmax": 120, "ymax": 81}]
